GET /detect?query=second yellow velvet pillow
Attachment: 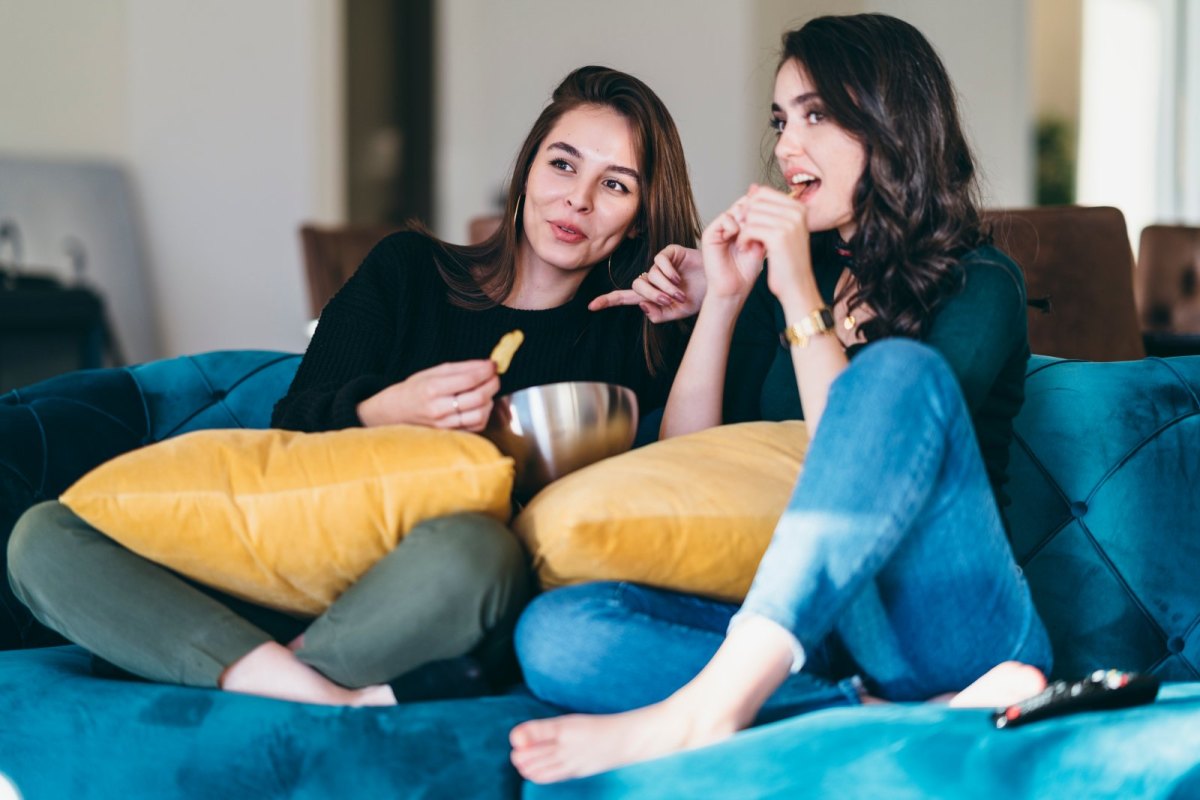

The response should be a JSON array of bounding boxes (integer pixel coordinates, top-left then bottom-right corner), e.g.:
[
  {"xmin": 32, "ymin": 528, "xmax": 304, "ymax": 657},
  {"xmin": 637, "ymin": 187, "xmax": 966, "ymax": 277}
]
[
  {"xmin": 512, "ymin": 421, "xmax": 808, "ymax": 602},
  {"xmin": 61, "ymin": 426, "xmax": 514, "ymax": 616}
]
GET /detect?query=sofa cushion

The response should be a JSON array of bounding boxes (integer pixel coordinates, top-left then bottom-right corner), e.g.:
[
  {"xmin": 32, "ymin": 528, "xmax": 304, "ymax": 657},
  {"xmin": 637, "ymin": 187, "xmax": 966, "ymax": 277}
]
[
  {"xmin": 61, "ymin": 426, "xmax": 515, "ymax": 615},
  {"xmin": 0, "ymin": 645, "xmax": 552, "ymax": 799},
  {"xmin": 528, "ymin": 681, "xmax": 1200, "ymax": 799},
  {"xmin": 513, "ymin": 421, "xmax": 808, "ymax": 602},
  {"xmin": 1008, "ymin": 355, "xmax": 1200, "ymax": 680},
  {"xmin": 0, "ymin": 351, "xmax": 299, "ymax": 648}
]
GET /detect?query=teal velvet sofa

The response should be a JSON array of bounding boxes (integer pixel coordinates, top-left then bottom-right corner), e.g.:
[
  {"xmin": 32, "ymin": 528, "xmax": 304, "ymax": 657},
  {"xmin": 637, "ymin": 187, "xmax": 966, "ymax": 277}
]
[{"xmin": 1, "ymin": 350, "xmax": 1198, "ymax": 798}]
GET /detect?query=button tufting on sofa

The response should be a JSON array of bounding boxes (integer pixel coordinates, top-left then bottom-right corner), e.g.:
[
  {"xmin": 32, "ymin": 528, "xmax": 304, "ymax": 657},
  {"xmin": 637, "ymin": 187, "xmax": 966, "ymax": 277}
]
[
  {"xmin": 1, "ymin": 350, "xmax": 1200, "ymax": 796},
  {"xmin": 1009, "ymin": 355, "xmax": 1200, "ymax": 681}
]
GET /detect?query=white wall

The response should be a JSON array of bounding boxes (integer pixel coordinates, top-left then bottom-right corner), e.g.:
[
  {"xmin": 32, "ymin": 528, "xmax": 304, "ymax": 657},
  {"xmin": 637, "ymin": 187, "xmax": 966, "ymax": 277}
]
[
  {"xmin": 0, "ymin": 0, "xmax": 343, "ymax": 358},
  {"xmin": 125, "ymin": 0, "xmax": 343, "ymax": 355},
  {"xmin": 435, "ymin": 1, "xmax": 1033, "ymax": 245},
  {"xmin": 434, "ymin": 0, "xmax": 760, "ymax": 243},
  {"xmin": 0, "ymin": 0, "xmax": 130, "ymax": 160},
  {"xmin": 1031, "ymin": 0, "xmax": 1083, "ymax": 122},
  {"xmin": 866, "ymin": 0, "xmax": 1032, "ymax": 207}
]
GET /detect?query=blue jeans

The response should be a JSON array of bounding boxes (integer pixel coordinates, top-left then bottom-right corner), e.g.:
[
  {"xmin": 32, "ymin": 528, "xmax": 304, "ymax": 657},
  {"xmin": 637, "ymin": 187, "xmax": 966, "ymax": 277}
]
[{"xmin": 517, "ymin": 340, "xmax": 1052, "ymax": 711}]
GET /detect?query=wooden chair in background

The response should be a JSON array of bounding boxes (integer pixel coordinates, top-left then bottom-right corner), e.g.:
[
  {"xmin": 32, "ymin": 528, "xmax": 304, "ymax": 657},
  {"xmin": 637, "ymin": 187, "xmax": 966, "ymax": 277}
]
[
  {"xmin": 465, "ymin": 208, "xmax": 1150, "ymax": 361},
  {"xmin": 298, "ymin": 223, "xmax": 403, "ymax": 318},
  {"xmin": 299, "ymin": 217, "xmax": 503, "ymax": 319},
  {"xmin": 300, "ymin": 209, "xmax": 1150, "ymax": 362},
  {"xmin": 983, "ymin": 206, "xmax": 1145, "ymax": 361},
  {"xmin": 1136, "ymin": 225, "xmax": 1200, "ymax": 355}
]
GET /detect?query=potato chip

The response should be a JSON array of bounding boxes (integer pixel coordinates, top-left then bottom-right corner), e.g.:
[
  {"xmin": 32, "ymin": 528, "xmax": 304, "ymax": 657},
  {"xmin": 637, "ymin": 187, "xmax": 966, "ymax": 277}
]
[{"xmin": 490, "ymin": 329, "xmax": 525, "ymax": 374}]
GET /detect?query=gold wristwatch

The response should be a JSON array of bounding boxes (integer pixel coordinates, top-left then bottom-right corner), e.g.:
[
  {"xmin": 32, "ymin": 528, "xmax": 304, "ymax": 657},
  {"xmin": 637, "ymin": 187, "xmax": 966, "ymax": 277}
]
[{"xmin": 780, "ymin": 307, "xmax": 835, "ymax": 348}]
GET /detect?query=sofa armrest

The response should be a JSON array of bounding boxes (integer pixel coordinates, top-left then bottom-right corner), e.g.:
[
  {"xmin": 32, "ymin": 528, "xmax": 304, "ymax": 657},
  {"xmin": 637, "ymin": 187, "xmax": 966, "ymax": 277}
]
[{"xmin": 0, "ymin": 349, "xmax": 299, "ymax": 650}]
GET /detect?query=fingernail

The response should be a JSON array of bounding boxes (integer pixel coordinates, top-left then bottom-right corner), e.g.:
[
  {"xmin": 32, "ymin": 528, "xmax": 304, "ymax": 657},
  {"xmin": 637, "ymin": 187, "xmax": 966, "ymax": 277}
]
[
  {"xmin": 673, "ymin": 291, "xmax": 686, "ymax": 302},
  {"xmin": 658, "ymin": 295, "xmax": 672, "ymax": 305}
]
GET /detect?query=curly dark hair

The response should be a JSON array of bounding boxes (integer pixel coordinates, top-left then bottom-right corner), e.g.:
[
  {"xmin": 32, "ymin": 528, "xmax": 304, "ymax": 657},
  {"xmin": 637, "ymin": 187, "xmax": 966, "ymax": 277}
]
[{"xmin": 779, "ymin": 14, "xmax": 989, "ymax": 342}]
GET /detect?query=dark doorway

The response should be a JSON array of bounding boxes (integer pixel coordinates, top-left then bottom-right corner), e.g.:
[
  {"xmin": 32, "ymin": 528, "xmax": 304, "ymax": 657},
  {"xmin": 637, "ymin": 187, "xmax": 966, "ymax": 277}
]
[{"xmin": 344, "ymin": 0, "xmax": 435, "ymax": 227}]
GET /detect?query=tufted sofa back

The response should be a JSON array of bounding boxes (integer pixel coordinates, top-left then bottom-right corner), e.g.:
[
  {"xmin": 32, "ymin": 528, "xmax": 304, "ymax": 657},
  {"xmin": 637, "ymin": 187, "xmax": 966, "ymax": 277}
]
[
  {"xmin": 2, "ymin": 351, "xmax": 1198, "ymax": 683},
  {"xmin": 1007, "ymin": 355, "xmax": 1200, "ymax": 680},
  {"xmin": 0, "ymin": 351, "xmax": 300, "ymax": 648}
]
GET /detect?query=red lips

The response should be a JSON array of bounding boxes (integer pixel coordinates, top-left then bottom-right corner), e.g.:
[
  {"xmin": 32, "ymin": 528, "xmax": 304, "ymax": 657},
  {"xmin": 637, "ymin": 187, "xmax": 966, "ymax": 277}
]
[{"xmin": 548, "ymin": 220, "xmax": 587, "ymax": 243}]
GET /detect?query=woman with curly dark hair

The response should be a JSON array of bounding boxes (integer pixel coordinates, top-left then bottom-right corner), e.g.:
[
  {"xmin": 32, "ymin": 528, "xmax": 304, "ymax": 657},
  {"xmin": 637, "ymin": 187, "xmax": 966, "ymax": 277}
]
[{"xmin": 510, "ymin": 14, "xmax": 1052, "ymax": 782}]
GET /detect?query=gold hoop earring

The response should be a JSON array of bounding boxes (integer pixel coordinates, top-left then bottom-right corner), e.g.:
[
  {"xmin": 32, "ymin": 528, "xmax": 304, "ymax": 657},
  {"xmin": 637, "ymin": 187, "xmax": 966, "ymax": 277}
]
[
  {"xmin": 512, "ymin": 194, "xmax": 524, "ymax": 236},
  {"xmin": 606, "ymin": 253, "xmax": 616, "ymax": 285}
]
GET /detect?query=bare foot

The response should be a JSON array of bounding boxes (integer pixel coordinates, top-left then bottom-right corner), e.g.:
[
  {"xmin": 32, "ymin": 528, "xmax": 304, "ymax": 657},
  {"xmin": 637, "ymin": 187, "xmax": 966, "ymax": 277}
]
[
  {"xmin": 508, "ymin": 615, "xmax": 795, "ymax": 783},
  {"xmin": 220, "ymin": 642, "xmax": 395, "ymax": 706},
  {"xmin": 947, "ymin": 661, "xmax": 1047, "ymax": 708},
  {"xmin": 509, "ymin": 698, "xmax": 737, "ymax": 784}
]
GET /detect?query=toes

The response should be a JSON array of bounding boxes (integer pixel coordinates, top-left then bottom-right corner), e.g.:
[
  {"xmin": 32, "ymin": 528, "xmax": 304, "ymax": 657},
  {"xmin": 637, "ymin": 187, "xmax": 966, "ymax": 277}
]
[
  {"xmin": 512, "ymin": 750, "xmax": 556, "ymax": 778},
  {"xmin": 510, "ymin": 717, "xmax": 561, "ymax": 749},
  {"xmin": 948, "ymin": 661, "xmax": 1049, "ymax": 708},
  {"xmin": 512, "ymin": 745, "xmax": 580, "ymax": 784}
]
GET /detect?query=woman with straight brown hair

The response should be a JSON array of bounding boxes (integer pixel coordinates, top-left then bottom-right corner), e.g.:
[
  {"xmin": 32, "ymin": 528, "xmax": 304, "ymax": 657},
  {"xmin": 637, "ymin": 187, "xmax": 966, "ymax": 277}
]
[{"xmin": 9, "ymin": 65, "xmax": 702, "ymax": 707}]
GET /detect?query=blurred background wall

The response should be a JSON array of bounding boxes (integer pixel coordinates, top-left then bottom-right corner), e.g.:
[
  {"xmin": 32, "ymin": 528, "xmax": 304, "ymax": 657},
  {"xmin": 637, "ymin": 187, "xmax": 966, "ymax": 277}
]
[
  {"xmin": 0, "ymin": 0, "xmax": 1194, "ymax": 361},
  {"xmin": 0, "ymin": 0, "xmax": 342, "ymax": 359},
  {"xmin": 434, "ymin": 0, "xmax": 1031, "ymax": 252}
]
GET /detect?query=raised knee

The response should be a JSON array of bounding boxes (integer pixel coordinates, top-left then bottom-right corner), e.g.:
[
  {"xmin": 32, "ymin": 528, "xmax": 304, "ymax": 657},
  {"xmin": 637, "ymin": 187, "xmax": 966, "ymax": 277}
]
[
  {"xmin": 7, "ymin": 501, "xmax": 82, "ymax": 598},
  {"xmin": 407, "ymin": 513, "xmax": 529, "ymax": 592},
  {"xmin": 854, "ymin": 340, "xmax": 959, "ymax": 407}
]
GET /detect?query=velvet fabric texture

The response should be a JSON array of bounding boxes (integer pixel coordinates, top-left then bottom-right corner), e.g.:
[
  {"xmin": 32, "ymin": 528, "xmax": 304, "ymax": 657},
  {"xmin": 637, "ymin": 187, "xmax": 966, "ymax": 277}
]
[
  {"xmin": 514, "ymin": 421, "xmax": 810, "ymax": 601},
  {"xmin": 0, "ymin": 646, "xmax": 554, "ymax": 798},
  {"xmin": 0, "ymin": 351, "xmax": 301, "ymax": 648},
  {"xmin": 1, "ymin": 351, "xmax": 1198, "ymax": 797},
  {"xmin": 1007, "ymin": 355, "xmax": 1200, "ymax": 681},
  {"xmin": 61, "ymin": 426, "xmax": 514, "ymax": 615},
  {"xmin": 526, "ymin": 683, "xmax": 1200, "ymax": 798}
]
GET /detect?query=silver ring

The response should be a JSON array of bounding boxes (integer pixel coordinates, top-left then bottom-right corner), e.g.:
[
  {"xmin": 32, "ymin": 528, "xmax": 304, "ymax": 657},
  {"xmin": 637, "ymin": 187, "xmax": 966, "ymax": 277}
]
[
  {"xmin": 455, "ymin": 410, "xmax": 464, "ymax": 427},
  {"xmin": 452, "ymin": 394, "xmax": 461, "ymax": 413}
]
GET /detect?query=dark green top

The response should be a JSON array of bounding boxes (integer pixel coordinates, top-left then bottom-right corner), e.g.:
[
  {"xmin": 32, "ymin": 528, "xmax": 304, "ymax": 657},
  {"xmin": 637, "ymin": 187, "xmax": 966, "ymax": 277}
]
[{"xmin": 723, "ymin": 243, "xmax": 1029, "ymax": 510}]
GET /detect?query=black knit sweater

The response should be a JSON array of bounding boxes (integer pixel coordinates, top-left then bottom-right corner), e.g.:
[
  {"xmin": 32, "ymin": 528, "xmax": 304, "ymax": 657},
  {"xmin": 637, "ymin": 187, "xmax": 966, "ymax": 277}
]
[{"xmin": 272, "ymin": 231, "xmax": 673, "ymax": 432}]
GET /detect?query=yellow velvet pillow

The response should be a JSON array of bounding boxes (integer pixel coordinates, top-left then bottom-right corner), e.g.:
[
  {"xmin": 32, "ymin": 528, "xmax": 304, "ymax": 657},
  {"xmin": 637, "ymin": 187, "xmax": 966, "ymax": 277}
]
[
  {"xmin": 512, "ymin": 421, "xmax": 808, "ymax": 602},
  {"xmin": 61, "ymin": 426, "xmax": 514, "ymax": 616}
]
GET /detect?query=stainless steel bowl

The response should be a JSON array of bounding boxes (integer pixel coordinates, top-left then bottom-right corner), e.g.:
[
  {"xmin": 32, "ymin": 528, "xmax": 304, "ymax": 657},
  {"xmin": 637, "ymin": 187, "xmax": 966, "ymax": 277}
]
[{"xmin": 484, "ymin": 381, "xmax": 638, "ymax": 501}]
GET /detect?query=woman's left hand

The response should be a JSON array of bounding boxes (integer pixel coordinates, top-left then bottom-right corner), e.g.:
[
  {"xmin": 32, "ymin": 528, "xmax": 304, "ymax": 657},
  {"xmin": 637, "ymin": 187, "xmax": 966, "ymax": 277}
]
[{"xmin": 736, "ymin": 185, "xmax": 819, "ymax": 307}]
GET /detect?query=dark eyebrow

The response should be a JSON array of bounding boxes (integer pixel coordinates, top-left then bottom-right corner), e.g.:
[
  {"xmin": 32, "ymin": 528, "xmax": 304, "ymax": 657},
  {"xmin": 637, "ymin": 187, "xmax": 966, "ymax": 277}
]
[
  {"xmin": 771, "ymin": 92, "xmax": 821, "ymax": 113},
  {"xmin": 547, "ymin": 141, "xmax": 640, "ymax": 183}
]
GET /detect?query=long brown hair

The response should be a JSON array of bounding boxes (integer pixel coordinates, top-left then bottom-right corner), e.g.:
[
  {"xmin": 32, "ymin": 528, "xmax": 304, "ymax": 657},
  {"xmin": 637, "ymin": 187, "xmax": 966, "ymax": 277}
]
[
  {"xmin": 432, "ymin": 65, "xmax": 701, "ymax": 371},
  {"xmin": 778, "ymin": 14, "xmax": 988, "ymax": 342}
]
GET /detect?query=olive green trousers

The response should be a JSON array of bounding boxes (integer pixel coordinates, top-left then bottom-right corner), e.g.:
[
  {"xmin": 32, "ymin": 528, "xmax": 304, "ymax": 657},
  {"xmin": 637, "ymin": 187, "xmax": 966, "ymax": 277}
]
[{"xmin": 8, "ymin": 501, "xmax": 531, "ymax": 689}]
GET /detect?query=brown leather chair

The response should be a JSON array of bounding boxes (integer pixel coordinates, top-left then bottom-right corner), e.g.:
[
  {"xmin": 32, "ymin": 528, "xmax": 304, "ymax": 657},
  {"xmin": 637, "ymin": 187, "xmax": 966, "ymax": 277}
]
[
  {"xmin": 1136, "ymin": 224, "xmax": 1200, "ymax": 334},
  {"xmin": 300, "ymin": 217, "xmax": 504, "ymax": 318},
  {"xmin": 469, "ymin": 215, "xmax": 502, "ymax": 245},
  {"xmin": 298, "ymin": 223, "xmax": 402, "ymax": 317},
  {"xmin": 983, "ymin": 206, "xmax": 1145, "ymax": 361}
]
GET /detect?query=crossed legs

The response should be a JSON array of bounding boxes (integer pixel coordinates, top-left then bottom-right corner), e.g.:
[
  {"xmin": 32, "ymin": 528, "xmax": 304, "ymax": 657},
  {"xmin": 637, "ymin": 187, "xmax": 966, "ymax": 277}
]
[{"xmin": 510, "ymin": 341, "xmax": 1052, "ymax": 781}]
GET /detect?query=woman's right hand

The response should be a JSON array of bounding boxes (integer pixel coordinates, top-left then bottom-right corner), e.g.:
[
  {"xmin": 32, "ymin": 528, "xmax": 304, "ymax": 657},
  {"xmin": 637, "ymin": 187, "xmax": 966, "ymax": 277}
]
[
  {"xmin": 701, "ymin": 194, "xmax": 766, "ymax": 302},
  {"xmin": 588, "ymin": 244, "xmax": 705, "ymax": 323},
  {"xmin": 356, "ymin": 360, "xmax": 500, "ymax": 431}
]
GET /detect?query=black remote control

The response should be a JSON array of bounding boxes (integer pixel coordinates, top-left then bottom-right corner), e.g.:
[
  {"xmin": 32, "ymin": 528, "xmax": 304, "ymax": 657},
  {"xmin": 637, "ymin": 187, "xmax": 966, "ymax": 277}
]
[{"xmin": 992, "ymin": 669, "xmax": 1160, "ymax": 729}]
